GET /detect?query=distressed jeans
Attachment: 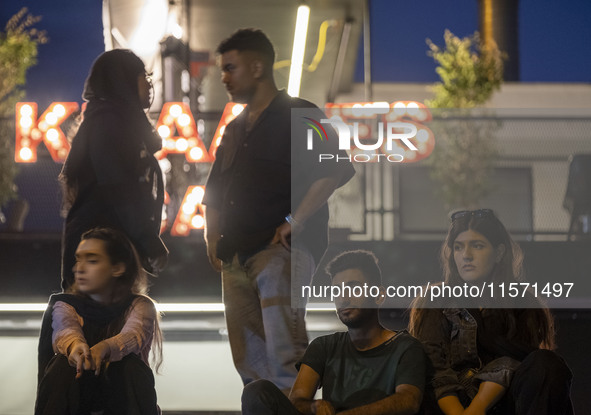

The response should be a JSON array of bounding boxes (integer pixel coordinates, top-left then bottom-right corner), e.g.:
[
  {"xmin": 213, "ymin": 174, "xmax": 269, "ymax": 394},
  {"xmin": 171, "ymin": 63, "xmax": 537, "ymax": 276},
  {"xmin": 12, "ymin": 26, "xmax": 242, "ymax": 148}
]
[{"xmin": 222, "ymin": 243, "xmax": 315, "ymax": 391}]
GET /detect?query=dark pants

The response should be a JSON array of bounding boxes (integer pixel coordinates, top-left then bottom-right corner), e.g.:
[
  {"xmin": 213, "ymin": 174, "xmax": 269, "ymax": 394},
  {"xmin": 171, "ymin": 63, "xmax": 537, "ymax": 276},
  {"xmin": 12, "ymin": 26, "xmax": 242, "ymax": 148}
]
[
  {"xmin": 503, "ymin": 349, "xmax": 574, "ymax": 415},
  {"xmin": 242, "ymin": 379, "xmax": 302, "ymax": 415},
  {"xmin": 424, "ymin": 349, "xmax": 574, "ymax": 415},
  {"xmin": 35, "ymin": 353, "xmax": 159, "ymax": 415}
]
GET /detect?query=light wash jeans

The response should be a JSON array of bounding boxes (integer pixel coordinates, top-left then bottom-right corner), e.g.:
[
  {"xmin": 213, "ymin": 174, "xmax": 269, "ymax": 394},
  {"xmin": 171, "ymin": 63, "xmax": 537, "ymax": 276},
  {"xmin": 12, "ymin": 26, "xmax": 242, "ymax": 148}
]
[{"xmin": 222, "ymin": 243, "xmax": 315, "ymax": 391}]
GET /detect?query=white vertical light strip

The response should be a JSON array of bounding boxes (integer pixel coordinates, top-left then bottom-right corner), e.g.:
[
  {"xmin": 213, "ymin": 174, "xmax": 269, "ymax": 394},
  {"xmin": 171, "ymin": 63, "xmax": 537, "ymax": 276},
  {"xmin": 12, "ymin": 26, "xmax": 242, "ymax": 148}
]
[
  {"xmin": 287, "ymin": 5, "xmax": 310, "ymax": 97},
  {"xmin": 102, "ymin": 0, "xmax": 114, "ymax": 50}
]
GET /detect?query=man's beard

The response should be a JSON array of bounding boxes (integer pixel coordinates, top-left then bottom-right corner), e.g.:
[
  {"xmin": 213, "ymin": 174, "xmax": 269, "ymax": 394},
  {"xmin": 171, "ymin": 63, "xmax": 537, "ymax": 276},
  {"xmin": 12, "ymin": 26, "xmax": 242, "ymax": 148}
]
[{"xmin": 337, "ymin": 308, "xmax": 377, "ymax": 329}]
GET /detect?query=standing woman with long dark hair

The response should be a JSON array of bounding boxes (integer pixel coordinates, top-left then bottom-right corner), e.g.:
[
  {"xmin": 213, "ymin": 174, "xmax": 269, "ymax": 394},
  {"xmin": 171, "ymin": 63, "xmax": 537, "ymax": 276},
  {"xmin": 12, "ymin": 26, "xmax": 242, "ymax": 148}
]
[
  {"xmin": 60, "ymin": 49, "xmax": 167, "ymax": 289},
  {"xmin": 409, "ymin": 209, "xmax": 573, "ymax": 415}
]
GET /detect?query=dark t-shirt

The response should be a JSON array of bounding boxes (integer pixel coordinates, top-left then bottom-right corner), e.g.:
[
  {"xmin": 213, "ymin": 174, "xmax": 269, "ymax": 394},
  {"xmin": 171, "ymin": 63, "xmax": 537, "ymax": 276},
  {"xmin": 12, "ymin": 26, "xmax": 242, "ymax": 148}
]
[
  {"xmin": 298, "ymin": 331, "xmax": 427, "ymax": 411},
  {"xmin": 203, "ymin": 90, "xmax": 354, "ymax": 263}
]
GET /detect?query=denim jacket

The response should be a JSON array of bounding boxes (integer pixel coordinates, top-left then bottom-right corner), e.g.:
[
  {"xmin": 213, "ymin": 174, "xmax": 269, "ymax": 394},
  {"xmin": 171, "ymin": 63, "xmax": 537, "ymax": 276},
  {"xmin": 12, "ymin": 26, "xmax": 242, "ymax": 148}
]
[{"xmin": 415, "ymin": 308, "xmax": 520, "ymax": 401}]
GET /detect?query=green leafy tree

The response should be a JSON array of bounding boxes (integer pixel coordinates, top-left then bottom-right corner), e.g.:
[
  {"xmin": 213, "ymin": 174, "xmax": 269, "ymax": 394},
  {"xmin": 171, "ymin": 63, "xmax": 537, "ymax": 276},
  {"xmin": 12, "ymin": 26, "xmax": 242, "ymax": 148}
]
[
  {"xmin": 425, "ymin": 30, "xmax": 503, "ymax": 209},
  {"xmin": 426, "ymin": 30, "xmax": 503, "ymax": 108},
  {"xmin": 0, "ymin": 8, "xmax": 47, "ymax": 209}
]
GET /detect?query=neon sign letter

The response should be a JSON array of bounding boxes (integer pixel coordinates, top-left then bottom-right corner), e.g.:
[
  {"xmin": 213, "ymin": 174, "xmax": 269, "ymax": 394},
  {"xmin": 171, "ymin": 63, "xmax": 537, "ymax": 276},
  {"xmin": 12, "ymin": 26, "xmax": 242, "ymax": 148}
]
[{"xmin": 15, "ymin": 102, "xmax": 79, "ymax": 163}]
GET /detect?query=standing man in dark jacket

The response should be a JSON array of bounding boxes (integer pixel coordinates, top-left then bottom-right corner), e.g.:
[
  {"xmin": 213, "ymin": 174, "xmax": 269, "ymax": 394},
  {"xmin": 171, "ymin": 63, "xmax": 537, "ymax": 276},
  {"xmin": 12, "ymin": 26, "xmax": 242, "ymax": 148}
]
[{"xmin": 203, "ymin": 28, "xmax": 354, "ymax": 392}]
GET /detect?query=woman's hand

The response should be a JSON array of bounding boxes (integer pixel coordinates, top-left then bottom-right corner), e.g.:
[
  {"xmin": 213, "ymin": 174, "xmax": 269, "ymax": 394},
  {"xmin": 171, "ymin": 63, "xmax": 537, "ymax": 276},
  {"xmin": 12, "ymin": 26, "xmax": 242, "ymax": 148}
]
[
  {"xmin": 89, "ymin": 341, "xmax": 111, "ymax": 376},
  {"xmin": 68, "ymin": 341, "xmax": 91, "ymax": 379}
]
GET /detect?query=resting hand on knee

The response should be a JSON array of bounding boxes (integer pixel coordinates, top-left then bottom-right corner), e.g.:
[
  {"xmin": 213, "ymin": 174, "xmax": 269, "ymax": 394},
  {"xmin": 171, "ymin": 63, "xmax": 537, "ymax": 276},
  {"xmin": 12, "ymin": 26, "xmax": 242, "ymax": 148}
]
[
  {"xmin": 90, "ymin": 340, "xmax": 111, "ymax": 376},
  {"xmin": 68, "ymin": 341, "xmax": 91, "ymax": 378}
]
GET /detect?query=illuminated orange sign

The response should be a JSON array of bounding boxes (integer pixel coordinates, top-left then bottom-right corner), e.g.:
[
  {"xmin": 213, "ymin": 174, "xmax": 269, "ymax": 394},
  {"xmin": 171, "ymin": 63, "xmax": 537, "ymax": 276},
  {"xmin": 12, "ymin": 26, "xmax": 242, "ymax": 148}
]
[
  {"xmin": 14, "ymin": 100, "xmax": 432, "ymax": 236},
  {"xmin": 208, "ymin": 102, "xmax": 245, "ymax": 158},
  {"xmin": 155, "ymin": 102, "xmax": 212, "ymax": 162},
  {"xmin": 170, "ymin": 185, "xmax": 205, "ymax": 236},
  {"xmin": 14, "ymin": 101, "xmax": 245, "ymax": 165},
  {"xmin": 15, "ymin": 102, "xmax": 79, "ymax": 163}
]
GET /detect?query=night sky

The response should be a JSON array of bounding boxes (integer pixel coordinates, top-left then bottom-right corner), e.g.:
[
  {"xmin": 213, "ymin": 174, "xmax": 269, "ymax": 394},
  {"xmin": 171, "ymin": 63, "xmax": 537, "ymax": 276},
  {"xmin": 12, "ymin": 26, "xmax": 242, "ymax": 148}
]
[{"xmin": 1, "ymin": 0, "xmax": 590, "ymax": 109}]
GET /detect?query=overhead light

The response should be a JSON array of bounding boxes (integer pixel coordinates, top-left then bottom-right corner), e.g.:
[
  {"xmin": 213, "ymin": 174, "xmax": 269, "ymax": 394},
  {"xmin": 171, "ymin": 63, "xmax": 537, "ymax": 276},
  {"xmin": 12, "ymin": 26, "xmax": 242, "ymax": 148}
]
[
  {"xmin": 129, "ymin": 0, "xmax": 168, "ymax": 56},
  {"xmin": 287, "ymin": 4, "xmax": 310, "ymax": 97}
]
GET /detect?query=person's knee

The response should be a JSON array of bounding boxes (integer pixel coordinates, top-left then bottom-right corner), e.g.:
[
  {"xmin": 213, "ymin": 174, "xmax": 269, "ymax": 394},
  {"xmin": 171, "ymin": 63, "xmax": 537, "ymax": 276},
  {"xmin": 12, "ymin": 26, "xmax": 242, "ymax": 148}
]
[
  {"xmin": 242, "ymin": 379, "xmax": 282, "ymax": 409},
  {"xmin": 103, "ymin": 354, "xmax": 158, "ymax": 414},
  {"xmin": 119, "ymin": 353, "xmax": 145, "ymax": 368},
  {"xmin": 515, "ymin": 349, "xmax": 573, "ymax": 391},
  {"xmin": 43, "ymin": 353, "xmax": 75, "ymax": 378},
  {"xmin": 243, "ymin": 379, "xmax": 277, "ymax": 399},
  {"xmin": 51, "ymin": 353, "xmax": 70, "ymax": 367},
  {"xmin": 525, "ymin": 349, "xmax": 572, "ymax": 380},
  {"xmin": 509, "ymin": 349, "xmax": 574, "ymax": 413},
  {"xmin": 107, "ymin": 354, "xmax": 154, "ymax": 384}
]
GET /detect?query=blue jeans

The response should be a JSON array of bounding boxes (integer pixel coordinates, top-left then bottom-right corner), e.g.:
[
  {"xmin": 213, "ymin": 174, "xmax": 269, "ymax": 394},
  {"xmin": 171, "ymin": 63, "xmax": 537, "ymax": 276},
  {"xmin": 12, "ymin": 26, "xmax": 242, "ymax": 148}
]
[{"xmin": 222, "ymin": 243, "xmax": 315, "ymax": 391}]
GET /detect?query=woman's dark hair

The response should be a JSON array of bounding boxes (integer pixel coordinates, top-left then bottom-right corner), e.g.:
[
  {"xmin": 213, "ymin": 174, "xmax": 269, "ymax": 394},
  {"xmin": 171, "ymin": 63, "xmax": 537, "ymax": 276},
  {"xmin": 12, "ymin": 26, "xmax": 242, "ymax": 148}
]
[
  {"xmin": 59, "ymin": 49, "xmax": 160, "ymax": 211},
  {"xmin": 82, "ymin": 49, "xmax": 146, "ymax": 105},
  {"xmin": 74, "ymin": 227, "xmax": 148, "ymax": 299},
  {"xmin": 70, "ymin": 227, "xmax": 163, "ymax": 370},
  {"xmin": 442, "ymin": 209, "xmax": 522, "ymax": 286},
  {"xmin": 409, "ymin": 209, "xmax": 555, "ymax": 350}
]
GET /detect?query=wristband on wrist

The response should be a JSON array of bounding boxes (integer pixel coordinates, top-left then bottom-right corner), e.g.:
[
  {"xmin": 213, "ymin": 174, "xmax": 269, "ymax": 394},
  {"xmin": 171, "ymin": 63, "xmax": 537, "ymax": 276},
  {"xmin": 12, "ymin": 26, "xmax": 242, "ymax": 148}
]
[{"xmin": 285, "ymin": 214, "xmax": 302, "ymax": 228}]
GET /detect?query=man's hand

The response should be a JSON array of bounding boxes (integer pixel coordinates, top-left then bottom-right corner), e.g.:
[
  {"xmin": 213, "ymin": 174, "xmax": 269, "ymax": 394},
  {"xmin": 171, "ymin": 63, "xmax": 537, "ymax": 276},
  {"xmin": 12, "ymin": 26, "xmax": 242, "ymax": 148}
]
[
  {"xmin": 68, "ymin": 341, "xmax": 91, "ymax": 379},
  {"xmin": 89, "ymin": 341, "xmax": 111, "ymax": 376},
  {"xmin": 271, "ymin": 215, "xmax": 305, "ymax": 250},
  {"xmin": 312, "ymin": 400, "xmax": 336, "ymax": 415},
  {"xmin": 271, "ymin": 222, "xmax": 292, "ymax": 250},
  {"xmin": 206, "ymin": 238, "xmax": 222, "ymax": 272}
]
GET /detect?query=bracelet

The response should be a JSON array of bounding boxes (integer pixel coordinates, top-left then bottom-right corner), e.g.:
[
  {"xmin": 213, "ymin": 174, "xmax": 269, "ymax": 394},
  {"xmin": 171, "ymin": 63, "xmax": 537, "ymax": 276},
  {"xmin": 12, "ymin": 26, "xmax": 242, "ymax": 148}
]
[{"xmin": 285, "ymin": 214, "xmax": 302, "ymax": 228}]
